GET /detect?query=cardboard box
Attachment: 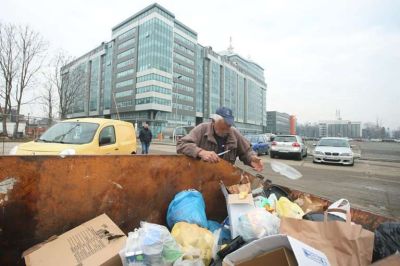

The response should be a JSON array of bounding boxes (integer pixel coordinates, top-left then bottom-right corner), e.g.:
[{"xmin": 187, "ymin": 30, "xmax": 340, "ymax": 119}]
[
  {"xmin": 220, "ymin": 182, "xmax": 255, "ymax": 239},
  {"xmin": 23, "ymin": 214, "xmax": 127, "ymax": 266},
  {"xmin": 237, "ymin": 247, "xmax": 297, "ymax": 266},
  {"xmin": 223, "ymin": 234, "xmax": 331, "ymax": 266}
]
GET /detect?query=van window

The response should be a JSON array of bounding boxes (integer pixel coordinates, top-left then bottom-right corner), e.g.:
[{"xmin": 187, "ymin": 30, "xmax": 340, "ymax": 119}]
[{"xmin": 99, "ymin": 126, "xmax": 116, "ymax": 145}]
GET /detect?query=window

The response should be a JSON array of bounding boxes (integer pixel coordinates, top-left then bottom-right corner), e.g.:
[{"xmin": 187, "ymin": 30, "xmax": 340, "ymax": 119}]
[
  {"xmin": 117, "ymin": 58, "xmax": 134, "ymax": 69},
  {"xmin": 99, "ymin": 126, "xmax": 116, "ymax": 145},
  {"xmin": 137, "ymin": 73, "xmax": 171, "ymax": 84},
  {"xmin": 174, "ymin": 62, "xmax": 194, "ymax": 74},
  {"xmin": 174, "ymin": 82, "xmax": 194, "ymax": 93},
  {"xmin": 115, "ymin": 90, "xmax": 133, "ymax": 98},
  {"xmin": 174, "ymin": 52, "xmax": 194, "ymax": 66},
  {"xmin": 137, "ymin": 85, "xmax": 171, "ymax": 95},
  {"xmin": 116, "ymin": 69, "xmax": 134, "ymax": 78},
  {"xmin": 116, "ymin": 79, "xmax": 134, "ymax": 88},
  {"xmin": 118, "ymin": 38, "xmax": 135, "ymax": 50},
  {"xmin": 117, "ymin": 28, "xmax": 136, "ymax": 40},
  {"xmin": 175, "ymin": 33, "xmax": 195, "ymax": 48},
  {"xmin": 136, "ymin": 97, "xmax": 171, "ymax": 106},
  {"xmin": 117, "ymin": 48, "xmax": 135, "ymax": 59},
  {"xmin": 174, "ymin": 42, "xmax": 195, "ymax": 56}
]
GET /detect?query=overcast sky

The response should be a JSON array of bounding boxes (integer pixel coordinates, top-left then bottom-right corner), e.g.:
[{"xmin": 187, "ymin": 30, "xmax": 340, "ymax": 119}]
[{"xmin": 1, "ymin": 0, "xmax": 399, "ymax": 129}]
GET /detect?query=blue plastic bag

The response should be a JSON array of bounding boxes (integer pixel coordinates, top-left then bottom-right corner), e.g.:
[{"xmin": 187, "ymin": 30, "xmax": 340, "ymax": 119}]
[
  {"xmin": 166, "ymin": 189, "xmax": 208, "ymax": 229},
  {"xmin": 207, "ymin": 220, "xmax": 222, "ymax": 233}
]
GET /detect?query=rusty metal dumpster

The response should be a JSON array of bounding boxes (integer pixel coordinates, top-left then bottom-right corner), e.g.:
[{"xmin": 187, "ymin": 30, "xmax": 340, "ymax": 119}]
[{"xmin": 0, "ymin": 155, "xmax": 395, "ymax": 265}]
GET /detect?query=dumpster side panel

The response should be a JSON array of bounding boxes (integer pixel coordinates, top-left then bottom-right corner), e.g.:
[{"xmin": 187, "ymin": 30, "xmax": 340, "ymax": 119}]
[{"xmin": 0, "ymin": 155, "xmax": 243, "ymax": 265}]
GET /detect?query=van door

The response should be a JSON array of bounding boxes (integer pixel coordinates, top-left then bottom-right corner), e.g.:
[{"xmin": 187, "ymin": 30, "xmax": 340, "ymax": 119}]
[{"xmin": 98, "ymin": 125, "xmax": 119, "ymax": 155}]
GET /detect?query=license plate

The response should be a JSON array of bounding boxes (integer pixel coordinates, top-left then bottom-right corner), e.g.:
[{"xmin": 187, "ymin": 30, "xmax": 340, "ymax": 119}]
[{"xmin": 326, "ymin": 156, "xmax": 337, "ymax": 160}]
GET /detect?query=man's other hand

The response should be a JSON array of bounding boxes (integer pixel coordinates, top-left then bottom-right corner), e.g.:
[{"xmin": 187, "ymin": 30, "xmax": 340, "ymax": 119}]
[
  {"xmin": 198, "ymin": 150, "xmax": 220, "ymax": 163},
  {"xmin": 250, "ymin": 156, "xmax": 264, "ymax": 172}
]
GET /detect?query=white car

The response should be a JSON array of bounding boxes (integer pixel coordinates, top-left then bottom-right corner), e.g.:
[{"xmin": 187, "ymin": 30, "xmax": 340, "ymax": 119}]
[
  {"xmin": 313, "ymin": 137, "xmax": 354, "ymax": 166},
  {"xmin": 269, "ymin": 135, "xmax": 308, "ymax": 160}
]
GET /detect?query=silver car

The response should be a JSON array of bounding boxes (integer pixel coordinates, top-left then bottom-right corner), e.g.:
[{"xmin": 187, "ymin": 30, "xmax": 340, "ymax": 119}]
[
  {"xmin": 269, "ymin": 135, "xmax": 308, "ymax": 160},
  {"xmin": 313, "ymin": 137, "xmax": 354, "ymax": 166}
]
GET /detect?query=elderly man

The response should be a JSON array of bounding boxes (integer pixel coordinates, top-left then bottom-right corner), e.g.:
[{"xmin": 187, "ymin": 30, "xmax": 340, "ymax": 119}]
[{"xmin": 177, "ymin": 107, "xmax": 264, "ymax": 172}]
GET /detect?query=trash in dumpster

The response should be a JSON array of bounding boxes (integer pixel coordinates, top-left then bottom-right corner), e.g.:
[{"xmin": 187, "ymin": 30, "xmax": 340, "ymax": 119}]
[
  {"xmin": 216, "ymin": 236, "xmax": 245, "ymax": 261},
  {"xmin": 372, "ymin": 222, "xmax": 400, "ymax": 262},
  {"xmin": 236, "ymin": 208, "xmax": 280, "ymax": 241},
  {"xmin": 280, "ymin": 210, "xmax": 375, "ymax": 266},
  {"xmin": 207, "ymin": 220, "xmax": 222, "ymax": 233},
  {"xmin": 270, "ymin": 161, "xmax": 303, "ymax": 180},
  {"xmin": 276, "ymin": 197, "xmax": 304, "ymax": 219},
  {"xmin": 371, "ymin": 252, "xmax": 400, "ymax": 266},
  {"xmin": 226, "ymin": 175, "xmax": 252, "ymax": 195},
  {"xmin": 23, "ymin": 213, "xmax": 127, "ymax": 266},
  {"xmin": 167, "ymin": 189, "xmax": 208, "ymax": 229},
  {"xmin": 293, "ymin": 194, "xmax": 325, "ymax": 214},
  {"xmin": 171, "ymin": 222, "xmax": 215, "ymax": 266},
  {"xmin": 327, "ymin": 198, "xmax": 350, "ymax": 220},
  {"xmin": 222, "ymin": 234, "xmax": 330, "ymax": 266},
  {"xmin": 220, "ymin": 181, "xmax": 255, "ymax": 239},
  {"xmin": 302, "ymin": 211, "xmax": 345, "ymax": 222},
  {"xmin": 120, "ymin": 221, "xmax": 182, "ymax": 266}
]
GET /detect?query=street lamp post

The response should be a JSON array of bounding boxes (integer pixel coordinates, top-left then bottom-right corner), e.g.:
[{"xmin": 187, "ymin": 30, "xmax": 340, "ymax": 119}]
[{"xmin": 173, "ymin": 75, "xmax": 182, "ymax": 127}]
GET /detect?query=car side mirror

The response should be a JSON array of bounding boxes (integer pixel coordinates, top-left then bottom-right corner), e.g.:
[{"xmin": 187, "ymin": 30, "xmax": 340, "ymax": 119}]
[{"xmin": 99, "ymin": 136, "xmax": 111, "ymax": 146}]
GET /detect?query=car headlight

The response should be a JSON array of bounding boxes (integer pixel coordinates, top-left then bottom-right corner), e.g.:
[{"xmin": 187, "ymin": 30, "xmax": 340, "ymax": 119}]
[
  {"xmin": 314, "ymin": 151, "xmax": 324, "ymax": 155},
  {"xmin": 341, "ymin": 153, "xmax": 352, "ymax": 156},
  {"xmin": 59, "ymin": 149, "xmax": 76, "ymax": 156},
  {"xmin": 9, "ymin": 145, "xmax": 18, "ymax": 155}
]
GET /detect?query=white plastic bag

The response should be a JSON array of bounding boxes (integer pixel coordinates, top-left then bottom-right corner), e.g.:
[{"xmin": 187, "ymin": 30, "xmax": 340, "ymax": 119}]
[
  {"xmin": 173, "ymin": 249, "xmax": 205, "ymax": 266},
  {"xmin": 237, "ymin": 208, "xmax": 280, "ymax": 241},
  {"xmin": 328, "ymin": 199, "xmax": 350, "ymax": 221}
]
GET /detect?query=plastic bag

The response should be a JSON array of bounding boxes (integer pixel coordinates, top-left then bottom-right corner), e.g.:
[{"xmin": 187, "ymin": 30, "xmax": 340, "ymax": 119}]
[
  {"xmin": 171, "ymin": 222, "xmax": 214, "ymax": 266},
  {"xmin": 139, "ymin": 222, "xmax": 182, "ymax": 265},
  {"xmin": 270, "ymin": 161, "xmax": 302, "ymax": 179},
  {"xmin": 276, "ymin": 197, "xmax": 304, "ymax": 219},
  {"xmin": 120, "ymin": 230, "xmax": 145, "ymax": 266},
  {"xmin": 373, "ymin": 222, "xmax": 400, "ymax": 262},
  {"xmin": 207, "ymin": 220, "xmax": 222, "ymax": 233},
  {"xmin": 237, "ymin": 208, "xmax": 280, "ymax": 241},
  {"xmin": 173, "ymin": 250, "xmax": 205, "ymax": 266},
  {"xmin": 167, "ymin": 190, "xmax": 208, "ymax": 229},
  {"xmin": 328, "ymin": 199, "xmax": 350, "ymax": 221}
]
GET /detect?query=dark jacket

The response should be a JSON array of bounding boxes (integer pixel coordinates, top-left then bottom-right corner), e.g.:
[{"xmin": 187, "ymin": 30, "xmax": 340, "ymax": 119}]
[
  {"xmin": 139, "ymin": 128, "xmax": 152, "ymax": 143},
  {"xmin": 176, "ymin": 122, "xmax": 255, "ymax": 165}
]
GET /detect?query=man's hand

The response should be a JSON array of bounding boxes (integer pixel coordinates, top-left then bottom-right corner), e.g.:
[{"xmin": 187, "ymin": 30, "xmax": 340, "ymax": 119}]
[
  {"xmin": 250, "ymin": 156, "xmax": 264, "ymax": 172},
  {"xmin": 198, "ymin": 150, "xmax": 220, "ymax": 163}
]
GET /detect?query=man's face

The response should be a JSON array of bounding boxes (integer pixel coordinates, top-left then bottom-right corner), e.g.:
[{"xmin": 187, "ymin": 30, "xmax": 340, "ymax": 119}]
[{"xmin": 214, "ymin": 119, "xmax": 231, "ymax": 137}]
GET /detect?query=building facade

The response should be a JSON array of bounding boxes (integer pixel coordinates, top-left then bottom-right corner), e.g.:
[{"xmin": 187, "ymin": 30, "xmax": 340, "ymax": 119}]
[
  {"xmin": 61, "ymin": 3, "xmax": 267, "ymax": 135},
  {"xmin": 318, "ymin": 120, "xmax": 362, "ymax": 138},
  {"xmin": 266, "ymin": 111, "xmax": 290, "ymax": 135}
]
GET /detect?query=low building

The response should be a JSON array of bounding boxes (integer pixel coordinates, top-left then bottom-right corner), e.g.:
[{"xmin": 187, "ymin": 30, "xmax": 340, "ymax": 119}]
[
  {"xmin": 319, "ymin": 120, "xmax": 362, "ymax": 138},
  {"xmin": 289, "ymin": 115, "xmax": 296, "ymax": 135},
  {"xmin": 266, "ymin": 111, "xmax": 290, "ymax": 135}
]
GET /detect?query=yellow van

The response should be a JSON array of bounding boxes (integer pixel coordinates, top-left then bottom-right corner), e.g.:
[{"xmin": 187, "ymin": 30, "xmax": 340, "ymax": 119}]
[{"xmin": 11, "ymin": 118, "xmax": 137, "ymax": 155}]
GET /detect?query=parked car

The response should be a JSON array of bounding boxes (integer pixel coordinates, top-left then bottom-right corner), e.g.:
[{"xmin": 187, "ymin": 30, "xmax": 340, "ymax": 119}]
[
  {"xmin": 313, "ymin": 137, "xmax": 354, "ymax": 166},
  {"xmin": 269, "ymin": 135, "xmax": 308, "ymax": 160},
  {"xmin": 245, "ymin": 134, "xmax": 270, "ymax": 156},
  {"xmin": 10, "ymin": 118, "xmax": 137, "ymax": 155}
]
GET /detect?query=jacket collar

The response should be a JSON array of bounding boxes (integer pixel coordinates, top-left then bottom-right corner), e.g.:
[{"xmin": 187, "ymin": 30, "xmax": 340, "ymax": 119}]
[{"xmin": 204, "ymin": 122, "xmax": 238, "ymax": 149}]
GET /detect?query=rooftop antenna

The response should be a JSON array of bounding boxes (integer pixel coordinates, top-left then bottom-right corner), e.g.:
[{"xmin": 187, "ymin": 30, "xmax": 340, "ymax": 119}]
[
  {"xmin": 336, "ymin": 109, "xmax": 342, "ymax": 120},
  {"xmin": 228, "ymin": 36, "xmax": 234, "ymax": 53}
]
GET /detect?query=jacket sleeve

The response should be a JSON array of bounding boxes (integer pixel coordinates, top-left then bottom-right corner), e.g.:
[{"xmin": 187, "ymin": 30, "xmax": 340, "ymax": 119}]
[
  {"xmin": 236, "ymin": 132, "xmax": 256, "ymax": 166},
  {"xmin": 176, "ymin": 125, "xmax": 204, "ymax": 158},
  {"xmin": 139, "ymin": 130, "xmax": 143, "ymax": 142},
  {"xmin": 149, "ymin": 130, "xmax": 153, "ymax": 142}
]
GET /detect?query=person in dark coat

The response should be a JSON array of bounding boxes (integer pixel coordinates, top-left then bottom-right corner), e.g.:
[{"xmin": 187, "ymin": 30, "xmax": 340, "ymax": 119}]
[{"xmin": 139, "ymin": 123, "xmax": 152, "ymax": 154}]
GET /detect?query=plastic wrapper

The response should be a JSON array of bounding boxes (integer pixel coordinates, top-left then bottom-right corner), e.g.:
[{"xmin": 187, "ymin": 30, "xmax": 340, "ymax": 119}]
[{"xmin": 237, "ymin": 208, "xmax": 280, "ymax": 241}]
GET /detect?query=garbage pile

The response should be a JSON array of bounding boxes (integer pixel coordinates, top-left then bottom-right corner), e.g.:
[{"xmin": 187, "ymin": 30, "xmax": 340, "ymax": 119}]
[{"xmin": 22, "ymin": 176, "xmax": 400, "ymax": 266}]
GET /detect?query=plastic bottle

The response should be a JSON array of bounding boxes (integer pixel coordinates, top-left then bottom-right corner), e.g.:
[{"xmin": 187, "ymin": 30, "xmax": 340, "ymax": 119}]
[{"xmin": 125, "ymin": 230, "xmax": 145, "ymax": 266}]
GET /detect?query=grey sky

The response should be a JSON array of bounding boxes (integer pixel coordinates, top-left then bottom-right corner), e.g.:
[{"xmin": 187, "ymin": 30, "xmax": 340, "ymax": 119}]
[{"xmin": 1, "ymin": 0, "xmax": 399, "ymax": 129}]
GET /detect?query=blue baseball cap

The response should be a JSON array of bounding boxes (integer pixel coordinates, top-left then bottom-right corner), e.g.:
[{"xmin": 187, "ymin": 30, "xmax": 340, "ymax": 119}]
[{"xmin": 216, "ymin": 107, "xmax": 235, "ymax": 126}]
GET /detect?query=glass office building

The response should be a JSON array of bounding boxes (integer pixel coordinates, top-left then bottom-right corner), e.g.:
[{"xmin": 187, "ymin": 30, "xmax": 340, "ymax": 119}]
[{"xmin": 61, "ymin": 3, "xmax": 267, "ymax": 135}]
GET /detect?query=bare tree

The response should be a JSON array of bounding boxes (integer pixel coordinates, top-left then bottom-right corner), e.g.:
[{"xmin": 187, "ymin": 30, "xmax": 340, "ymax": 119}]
[
  {"xmin": 46, "ymin": 51, "xmax": 83, "ymax": 119},
  {"xmin": 0, "ymin": 23, "xmax": 19, "ymax": 136},
  {"xmin": 40, "ymin": 82, "xmax": 56, "ymax": 125},
  {"xmin": 12, "ymin": 25, "xmax": 47, "ymax": 137}
]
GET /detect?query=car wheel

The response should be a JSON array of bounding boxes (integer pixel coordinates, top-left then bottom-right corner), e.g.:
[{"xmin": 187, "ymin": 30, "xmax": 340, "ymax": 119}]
[
  {"xmin": 313, "ymin": 159, "xmax": 318, "ymax": 164},
  {"xmin": 265, "ymin": 148, "xmax": 269, "ymax": 155},
  {"xmin": 256, "ymin": 149, "xmax": 262, "ymax": 156},
  {"xmin": 270, "ymin": 152, "xmax": 275, "ymax": 158},
  {"xmin": 348, "ymin": 159, "xmax": 354, "ymax": 166},
  {"xmin": 303, "ymin": 150, "xmax": 307, "ymax": 158}
]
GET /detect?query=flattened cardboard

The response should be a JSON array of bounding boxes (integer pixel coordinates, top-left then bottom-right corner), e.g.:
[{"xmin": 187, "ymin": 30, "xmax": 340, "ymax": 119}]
[
  {"xmin": 223, "ymin": 234, "xmax": 330, "ymax": 266},
  {"xmin": 23, "ymin": 213, "xmax": 127, "ymax": 266},
  {"xmin": 237, "ymin": 247, "xmax": 297, "ymax": 266}
]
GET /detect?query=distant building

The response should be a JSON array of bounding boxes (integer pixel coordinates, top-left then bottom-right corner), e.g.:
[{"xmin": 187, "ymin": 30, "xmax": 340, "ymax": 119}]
[
  {"xmin": 266, "ymin": 111, "xmax": 290, "ymax": 135},
  {"xmin": 289, "ymin": 115, "xmax": 296, "ymax": 135},
  {"xmin": 318, "ymin": 120, "xmax": 362, "ymax": 138},
  {"xmin": 296, "ymin": 123, "xmax": 319, "ymax": 138}
]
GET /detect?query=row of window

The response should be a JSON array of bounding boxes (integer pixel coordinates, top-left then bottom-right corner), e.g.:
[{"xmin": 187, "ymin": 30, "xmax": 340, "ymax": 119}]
[
  {"xmin": 172, "ymin": 103, "xmax": 194, "ymax": 111},
  {"xmin": 117, "ymin": 48, "xmax": 135, "ymax": 59},
  {"xmin": 174, "ymin": 33, "xmax": 195, "ymax": 48},
  {"xmin": 173, "ymin": 62, "xmax": 194, "ymax": 75},
  {"xmin": 118, "ymin": 38, "xmax": 135, "ymax": 50},
  {"xmin": 137, "ymin": 85, "xmax": 171, "ymax": 95},
  {"xmin": 115, "ymin": 90, "xmax": 133, "ymax": 98},
  {"xmin": 174, "ymin": 23, "xmax": 197, "ymax": 40},
  {"xmin": 174, "ymin": 42, "xmax": 195, "ymax": 56},
  {"xmin": 173, "ymin": 93, "xmax": 194, "ymax": 102},
  {"xmin": 174, "ymin": 82, "xmax": 194, "ymax": 93},
  {"xmin": 116, "ymin": 69, "xmax": 135, "ymax": 78},
  {"xmin": 174, "ymin": 52, "xmax": 194, "ymax": 66},
  {"xmin": 117, "ymin": 58, "xmax": 135, "ymax": 69},
  {"xmin": 174, "ymin": 73, "xmax": 194, "ymax": 83},
  {"xmin": 117, "ymin": 28, "xmax": 136, "ymax": 41},
  {"xmin": 137, "ymin": 73, "xmax": 171, "ymax": 84},
  {"xmin": 116, "ymin": 99, "xmax": 134, "ymax": 108},
  {"xmin": 116, "ymin": 79, "xmax": 134, "ymax": 88},
  {"xmin": 136, "ymin": 96, "xmax": 171, "ymax": 106}
]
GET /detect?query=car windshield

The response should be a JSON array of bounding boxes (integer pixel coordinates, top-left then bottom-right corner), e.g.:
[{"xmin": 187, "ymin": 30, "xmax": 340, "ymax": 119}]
[
  {"xmin": 274, "ymin": 136, "xmax": 297, "ymax": 142},
  {"xmin": 245, "ymin": 135, "xmax": 257, "ymax": 143},
  {"xmin": 318, "ymin": 139, "xmax": 350, "ymax": 147},
  {"xmin": 37, "ymin": 122, "xmax": 99, "ymax": 144}
]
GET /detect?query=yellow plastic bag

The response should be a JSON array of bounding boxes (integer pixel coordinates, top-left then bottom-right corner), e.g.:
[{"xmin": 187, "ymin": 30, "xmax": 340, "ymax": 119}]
[
  {"xmin": 171, "ymin": 222, "xmax": 214, "ymax": 266},
  {"xmin": 276, "ymin": 197, "xmax": 305, "ymax": 219}
]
